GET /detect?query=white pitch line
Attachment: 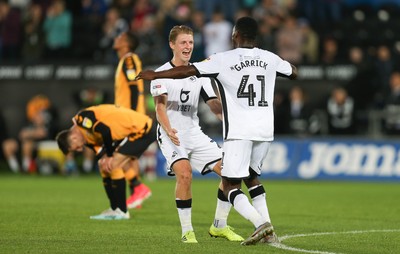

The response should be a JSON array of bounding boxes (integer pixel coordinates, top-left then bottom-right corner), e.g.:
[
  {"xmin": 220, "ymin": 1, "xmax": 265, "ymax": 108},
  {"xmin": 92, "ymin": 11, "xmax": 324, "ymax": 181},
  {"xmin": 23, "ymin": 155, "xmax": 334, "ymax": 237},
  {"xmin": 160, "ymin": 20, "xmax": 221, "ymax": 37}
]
[{"xmin": 271, "ymin": 229, "xmax": 400, "ymax": 254}]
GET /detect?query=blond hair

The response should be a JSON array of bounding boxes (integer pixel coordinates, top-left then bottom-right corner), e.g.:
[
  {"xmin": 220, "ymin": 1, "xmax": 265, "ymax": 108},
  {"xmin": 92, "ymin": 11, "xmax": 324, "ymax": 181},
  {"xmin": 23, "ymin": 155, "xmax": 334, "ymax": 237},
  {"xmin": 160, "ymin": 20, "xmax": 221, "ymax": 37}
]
[{"xmin": 169, "ymin": 25, "xmax": 193, "ymax": 43}]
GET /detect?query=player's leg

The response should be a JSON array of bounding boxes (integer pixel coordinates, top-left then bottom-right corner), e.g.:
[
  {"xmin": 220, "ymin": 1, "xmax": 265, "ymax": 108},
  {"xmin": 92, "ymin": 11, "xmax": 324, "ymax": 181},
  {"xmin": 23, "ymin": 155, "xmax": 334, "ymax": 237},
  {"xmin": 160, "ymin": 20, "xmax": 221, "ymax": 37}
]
[
  {"xmin": 221, "ymin": 140, "xmax": 273, "ymax": 245},
  {"xmin": 125, "ymin": 159, "xmax": 152, "ymax": 209},
  {"xmin": 2, "ymin": 138, "xmax": 20, "ymax": 173},
  {"xmin": 188, "ymin": 133, "xmax": 243, "ymax": 241},
  {"xmin": 244, "ymin": 141, "xmax": 279, "ymax": 244},
  {"xmin": 89, "ymin": 159, "xmax": 117, "ymax": 220},
  {"xmin": 110, "ymin": 153, "xmax": 131, "ymax": 217},
  {"xmin": 205, "ymin": 160, "xmax": 244, "ymax": 241},
  {"xmin": 90, "ymin": 153, "xmax": 131, "ymax": 220},
  {"xmin": 21, "ymin": 139, "xmax": 36, "ymax": 173},
  {"xmin": 173, "ymin": 159, "xmax": 197, "ymax": 243},
  {"xmin": 119, "ymin": 126, "xmax": 157, "ymax": 209}
]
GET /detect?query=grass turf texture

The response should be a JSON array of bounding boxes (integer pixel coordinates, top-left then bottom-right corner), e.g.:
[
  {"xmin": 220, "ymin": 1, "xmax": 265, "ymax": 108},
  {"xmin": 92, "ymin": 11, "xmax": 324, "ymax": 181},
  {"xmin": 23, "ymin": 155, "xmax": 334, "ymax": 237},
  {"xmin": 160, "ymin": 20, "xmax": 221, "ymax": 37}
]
[{"xmin": 0, "ymin": 174, "xmax": 399, "ymax": 254}]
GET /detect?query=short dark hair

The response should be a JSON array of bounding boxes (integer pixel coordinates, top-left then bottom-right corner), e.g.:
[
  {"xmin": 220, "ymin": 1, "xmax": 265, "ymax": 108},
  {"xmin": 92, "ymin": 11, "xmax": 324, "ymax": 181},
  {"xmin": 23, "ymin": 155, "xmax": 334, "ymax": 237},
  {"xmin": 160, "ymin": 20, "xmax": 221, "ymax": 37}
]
[
  {"xmin": 235, "ymin": 16, "xmax": 258, "ymax": 40},
  {"xmin": 55, "ymin": 129, "xmax": 70, "ymax": 155},
  {"xmin": 126, "ymin": 31, "xmax": 139, "ymax": 51}
]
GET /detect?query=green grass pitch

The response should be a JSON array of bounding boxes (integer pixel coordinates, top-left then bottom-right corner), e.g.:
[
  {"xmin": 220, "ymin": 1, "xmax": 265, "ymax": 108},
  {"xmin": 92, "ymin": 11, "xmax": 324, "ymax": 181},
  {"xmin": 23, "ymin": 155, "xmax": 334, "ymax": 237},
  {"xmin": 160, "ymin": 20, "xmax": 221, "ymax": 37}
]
[{"xmin": 0, "ymin": 173, "xmax": 399, "ymax": 254}]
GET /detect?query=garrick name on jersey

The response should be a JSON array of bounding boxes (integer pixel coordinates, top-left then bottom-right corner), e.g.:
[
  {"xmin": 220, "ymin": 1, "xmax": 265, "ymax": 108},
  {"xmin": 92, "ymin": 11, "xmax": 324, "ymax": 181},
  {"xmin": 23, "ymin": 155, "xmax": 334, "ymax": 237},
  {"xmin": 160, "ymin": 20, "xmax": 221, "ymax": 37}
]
[
  {"xmin": 230, "ymin": 58, "xmax": 269, "ymax": 71},
  {"xmin": 150, "ymin": 61, "xmax": 217, "ymax": 132}
]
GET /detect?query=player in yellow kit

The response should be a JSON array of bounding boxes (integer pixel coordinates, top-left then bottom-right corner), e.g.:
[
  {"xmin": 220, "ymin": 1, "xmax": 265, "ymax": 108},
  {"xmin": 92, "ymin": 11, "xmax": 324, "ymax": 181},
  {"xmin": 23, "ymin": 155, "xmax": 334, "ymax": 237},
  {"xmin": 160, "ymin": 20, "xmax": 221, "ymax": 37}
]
[
  {"xmin": 56, "ymin": 104, "xmax": 156, "ymax": 219},
  {"xmin": 113, "ymin": 31, "xmax": 152, "ymax": 209}
]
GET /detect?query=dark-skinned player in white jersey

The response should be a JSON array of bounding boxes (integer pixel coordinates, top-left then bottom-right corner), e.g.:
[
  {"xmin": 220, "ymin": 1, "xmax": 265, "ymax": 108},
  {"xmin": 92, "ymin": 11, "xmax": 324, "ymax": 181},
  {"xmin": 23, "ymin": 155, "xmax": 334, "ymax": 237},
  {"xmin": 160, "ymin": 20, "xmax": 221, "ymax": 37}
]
[{"xmin": 136, "ymin": 17, "xmax": 297, "ymax": 245}]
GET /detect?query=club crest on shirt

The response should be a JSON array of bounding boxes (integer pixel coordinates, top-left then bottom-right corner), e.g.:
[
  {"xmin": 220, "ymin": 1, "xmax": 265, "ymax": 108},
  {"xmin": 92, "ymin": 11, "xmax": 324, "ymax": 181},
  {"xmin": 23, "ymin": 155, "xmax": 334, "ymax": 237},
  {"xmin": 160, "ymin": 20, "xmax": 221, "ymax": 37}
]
[
  {"xmin": 126, "ymin": 69, "xmax": 137, "ymax": 80},
  {"xmin": 82, "ymin": 117, "xmax": 93, "ymax": 128},
  {"xmin": 189, "ymin": 76, "xmax": 197, "ymax": 82},
  {"xmin": 180, "ymin": 89, "xmax": 190, "ymax": 103}
]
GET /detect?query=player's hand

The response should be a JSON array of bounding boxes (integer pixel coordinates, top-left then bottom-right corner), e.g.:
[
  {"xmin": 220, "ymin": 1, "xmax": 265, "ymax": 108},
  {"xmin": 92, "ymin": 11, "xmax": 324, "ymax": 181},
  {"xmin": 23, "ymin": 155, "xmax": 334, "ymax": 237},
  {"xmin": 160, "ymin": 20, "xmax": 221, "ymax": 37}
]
[
  {"xmin": 100, "ymin": 156, "xmax": 113, "ymax": 173},
  {"xmin": 167, "ymin": 128, "xmax": 180, "ymax": 146},
  {"xmin": 135, "ymin": 70, "xmax": 156, "ymax": 81}
]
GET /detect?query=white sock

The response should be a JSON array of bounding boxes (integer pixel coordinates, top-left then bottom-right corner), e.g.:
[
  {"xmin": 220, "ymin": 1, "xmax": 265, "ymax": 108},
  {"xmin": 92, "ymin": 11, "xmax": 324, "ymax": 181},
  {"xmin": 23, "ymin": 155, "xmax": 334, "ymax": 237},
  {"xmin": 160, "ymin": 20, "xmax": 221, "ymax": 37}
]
[
  {"xmin": 230, "ymin": 190, "xmax": 265, "ymax": 228},
  {"xmin": 249, "ymin": 185, "xmax": 271, "ymax": 223},
  {"xmin": 22, "ymin": 157, "xmax": 30, "ymax": 172},
  {"xmin": 8, "ymin": 157, "xmax": 20, "ymax": 173},
  {"xmin": 177, "ymin": 207, "xmax": 193, "ymax": 235},
  {"xmin": 82, "ymin": 159, "xmax": 93, "ymax": 173},
  {"xmin": 213, "ymin": 198, "xmax": 231, "ymax": 228}
]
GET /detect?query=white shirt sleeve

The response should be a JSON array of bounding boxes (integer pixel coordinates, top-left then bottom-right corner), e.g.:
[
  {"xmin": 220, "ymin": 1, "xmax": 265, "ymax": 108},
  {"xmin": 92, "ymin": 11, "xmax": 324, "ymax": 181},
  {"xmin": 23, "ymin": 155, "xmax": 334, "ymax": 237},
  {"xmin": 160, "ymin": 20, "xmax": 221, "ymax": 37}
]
[
  {"xmin": 200, "ymin": 78, "xmax": 217, "ymax": 101},
  {"xmin": 276, "ymin": 56, "xmax": 292, "ymax": 76},
  {"xmin": 150, "ymin": 79, "xmax": 168, "ymax": 97},
  {"xmin": 193, "ymin": 53, "xmax": 222, "ymax": 77}
]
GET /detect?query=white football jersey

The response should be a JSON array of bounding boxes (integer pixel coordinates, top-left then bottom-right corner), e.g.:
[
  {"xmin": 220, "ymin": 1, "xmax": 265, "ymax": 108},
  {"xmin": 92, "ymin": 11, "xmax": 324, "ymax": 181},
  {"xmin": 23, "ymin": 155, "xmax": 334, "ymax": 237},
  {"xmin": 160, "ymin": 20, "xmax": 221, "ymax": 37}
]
[
  {"xmin": 193, "ymin": 48, "xmax": 292, "ymax": 141},
  {"xmin": 150, "ymin": 62, "xmax": 217, "ymax": 132}
]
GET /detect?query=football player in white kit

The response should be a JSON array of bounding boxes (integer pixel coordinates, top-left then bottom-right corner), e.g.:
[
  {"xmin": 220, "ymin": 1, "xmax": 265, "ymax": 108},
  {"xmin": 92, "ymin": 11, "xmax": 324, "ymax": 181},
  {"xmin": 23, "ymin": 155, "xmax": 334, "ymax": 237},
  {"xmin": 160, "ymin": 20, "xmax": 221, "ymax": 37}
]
[
  {"xmin": 138, "ymin": 17, "xmax": 298, "ymax": 245},
  {"xmin": 150, "ymin": 25, "xmax": 243, "ymax": 244}
]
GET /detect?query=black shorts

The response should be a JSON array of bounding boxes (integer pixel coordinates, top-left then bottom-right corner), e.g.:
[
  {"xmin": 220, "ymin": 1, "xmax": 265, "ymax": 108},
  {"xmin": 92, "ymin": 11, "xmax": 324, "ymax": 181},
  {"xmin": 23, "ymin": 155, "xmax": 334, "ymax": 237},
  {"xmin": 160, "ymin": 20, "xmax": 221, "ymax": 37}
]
[{"xmin": 117, "ymin": 123, "xmax": 157, "ymax": 158}]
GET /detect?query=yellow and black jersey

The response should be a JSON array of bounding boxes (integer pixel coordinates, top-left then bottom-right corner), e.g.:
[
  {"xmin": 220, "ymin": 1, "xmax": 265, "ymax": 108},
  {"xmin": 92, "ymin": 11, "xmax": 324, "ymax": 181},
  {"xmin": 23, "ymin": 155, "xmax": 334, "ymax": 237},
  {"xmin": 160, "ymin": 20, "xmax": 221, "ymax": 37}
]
[
  {"xmin": 73, "ymin": 104, "xmax": 152, "ymax": 157},
  {"xmin": 115, "ymin": 52, "xmax": 145, "ymax": 114}
]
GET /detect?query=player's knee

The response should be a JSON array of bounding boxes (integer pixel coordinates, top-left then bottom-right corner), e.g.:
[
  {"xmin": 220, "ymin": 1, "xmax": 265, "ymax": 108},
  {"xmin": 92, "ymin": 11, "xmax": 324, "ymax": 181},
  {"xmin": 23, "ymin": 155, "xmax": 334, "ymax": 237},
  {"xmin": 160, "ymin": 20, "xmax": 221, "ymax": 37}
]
[
  {"xmin": 176, "ymin": 170, "xmax": 192, "ymax": 184},
  {"xmin": 227, "ymin": 188, "xmax": 244, "ymax": 205}
]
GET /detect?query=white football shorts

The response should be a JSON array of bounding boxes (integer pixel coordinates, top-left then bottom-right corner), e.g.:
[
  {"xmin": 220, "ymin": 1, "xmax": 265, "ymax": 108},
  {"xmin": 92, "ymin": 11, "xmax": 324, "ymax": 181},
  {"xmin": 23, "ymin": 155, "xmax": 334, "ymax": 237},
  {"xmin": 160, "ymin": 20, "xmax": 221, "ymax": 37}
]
[
  {"xmin": 221, "ymin": 139, "xmax": 271, "ymax": 179},
  {"xmin": 158, "ymin": 127, "xmax": 222, "ymax": 175}
]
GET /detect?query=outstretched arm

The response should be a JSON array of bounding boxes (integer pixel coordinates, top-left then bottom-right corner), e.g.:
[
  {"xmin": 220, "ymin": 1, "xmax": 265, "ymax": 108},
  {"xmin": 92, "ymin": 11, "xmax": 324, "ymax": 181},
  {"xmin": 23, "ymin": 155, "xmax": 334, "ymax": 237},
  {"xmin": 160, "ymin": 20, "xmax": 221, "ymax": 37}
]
[
  {"xmin": 136, "ymin": 65, "xmax": 198, "ymax": 80},
  {"xmin": 289, "ymin": 64, "xmax": 298, "ymax": 80}
]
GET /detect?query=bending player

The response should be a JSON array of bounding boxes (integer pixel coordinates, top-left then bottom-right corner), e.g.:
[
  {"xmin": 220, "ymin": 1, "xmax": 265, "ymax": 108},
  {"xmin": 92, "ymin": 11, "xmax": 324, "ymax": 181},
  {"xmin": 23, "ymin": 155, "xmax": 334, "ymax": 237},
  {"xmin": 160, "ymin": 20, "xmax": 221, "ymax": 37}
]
[{"xmin": 56, "ymin": 104, "xmax": 156, "ymax": 219}]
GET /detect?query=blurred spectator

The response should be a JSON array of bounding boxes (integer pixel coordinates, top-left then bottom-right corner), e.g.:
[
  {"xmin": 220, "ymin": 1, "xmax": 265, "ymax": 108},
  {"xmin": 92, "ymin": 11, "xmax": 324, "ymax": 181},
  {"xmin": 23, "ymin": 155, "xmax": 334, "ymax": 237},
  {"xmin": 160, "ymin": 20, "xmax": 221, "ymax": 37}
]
[
  {"xmin": 98, "ymin": 7, "xmax": 128, "ymax": 63},
  {"xmin": 43, "ymin": 0, "xmax": 72, "ymax": 59},
  {"xmin": 252, "ymin": 0, "xmax": 286, "ymax": 23},
  {"xmin": 195, "ymin": 0, "xmax": 239, "ymax": 22},
  {"xmin": 346, "ymin": 46, "xmax": 377, "ymax": 110},
  {"xmin": 256, "ymin": 16, "xmax": 276, "ymax": 51},
  {"xmin": 0, "ymin": 0, "xmax": 22, "ymax": 61},
  {"xmin": 273, "ymin": 89, "xmax": 290, "ymax": 135},
  {"xmin": 320, "ymin": 36, "xmax": 342, "ymax": 65},
  {"xmin": 135, "ymin": 14, "xmax": 167, "ymax": 65},
  {"xmin": 71, "ymin": 1, "xmax": 104, "ymax": 59},
  {"xmin": 73, "ymin": 86, "xmax": 108, "ymax": 109},
  {"xmin": 298, "ymin": 0, "xmax": 341, "ymax": 29},
  {"xmin": 2, "ymin": 94, "xmax": 58, "ymax": 173},
  {"xmin": 327, "ymin": 87, "xmax": 356, "ymax": 135},
  {"xmin": 203, "ymin": 7, "xmax": 232, "ymax": 57},
  {"xmin": 374, "ymin": 45, "xmax": 394, "ymax": 102},
  {"xmin": 190, "ymin": 10, "xmax": 206, "ymax": 62},
  {"xmin": 157, "ymin": 1, "xmax": 192, "ymax": 60},
  {"xmin": 275, "ymin": 15, "xmax": 303, "ymax": 64},
  {"xmin": 112, "ymin": 0, "xmax": 133, "ymax": 21},
  {"xmin": 287, "ymin": 86, "xmax": 314, "ymax": 136},
  {"xmin": 299, "ymin": 18, "xmax": 319, "ymax": 64},
  {"xmin": 81, "ymin": 0, "xmax": 108, "ymax": 17},
  {"xmin": 130, "ymin": 0, "xmax": 156, "ymax": 32},
  {"xmin": 21, "ymin": 3, "xmax": 44, "ymax": 63},
  {"xmin": 382, "ymin": 71, "xmax": 400, "ymax": 135}
]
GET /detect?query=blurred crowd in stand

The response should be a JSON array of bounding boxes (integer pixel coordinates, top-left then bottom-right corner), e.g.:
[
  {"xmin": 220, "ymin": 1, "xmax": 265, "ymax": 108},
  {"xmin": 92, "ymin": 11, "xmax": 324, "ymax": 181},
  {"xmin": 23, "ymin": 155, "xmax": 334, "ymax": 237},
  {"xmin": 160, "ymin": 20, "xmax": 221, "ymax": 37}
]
[{"xmin": 2, "ymin": 0, "xmax": 400, "ymax": 173}]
